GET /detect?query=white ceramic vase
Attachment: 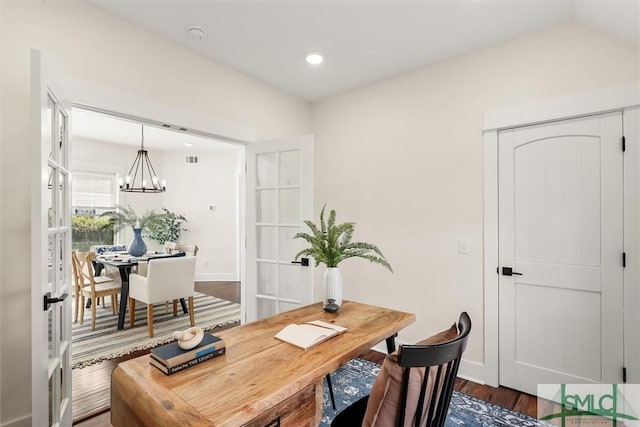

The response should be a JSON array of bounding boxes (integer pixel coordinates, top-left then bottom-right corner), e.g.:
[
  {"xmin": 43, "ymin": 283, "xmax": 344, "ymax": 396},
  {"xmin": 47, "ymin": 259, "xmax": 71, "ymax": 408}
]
[{"xmin": 323, "ymin": 267, "xmax": 343, "ymax": 311}]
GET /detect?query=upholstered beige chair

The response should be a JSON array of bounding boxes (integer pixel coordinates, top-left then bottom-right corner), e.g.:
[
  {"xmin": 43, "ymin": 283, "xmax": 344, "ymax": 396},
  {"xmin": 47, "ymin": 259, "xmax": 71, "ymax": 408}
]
[
  {"xmin": 128, "ymin": 256, "xmax": 197, "ymax": 337},
  {"xmin": 159, "ymin": 242, "xmax": 199, "ymax": 313}
]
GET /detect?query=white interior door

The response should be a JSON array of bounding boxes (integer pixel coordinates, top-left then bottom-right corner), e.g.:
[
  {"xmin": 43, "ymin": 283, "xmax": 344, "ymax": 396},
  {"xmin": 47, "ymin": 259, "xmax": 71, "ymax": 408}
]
[
  {"xmin": 245, "ymin": 135, "xmax": 314, "ymax": 322},
  {"xmin": 498, "ymin": 112, "xmax": 624, "ymax": 395},
  {"xmin": 31, "ymin": 50, "xmax": 73, "ymax": 426}
]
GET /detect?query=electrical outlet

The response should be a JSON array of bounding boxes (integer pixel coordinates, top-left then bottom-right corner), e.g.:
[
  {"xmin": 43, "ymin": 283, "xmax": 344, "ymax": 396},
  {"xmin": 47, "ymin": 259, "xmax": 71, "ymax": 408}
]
[{"xmin": 458, "ymin": 239, "xmax": 470, "ymax": 255}]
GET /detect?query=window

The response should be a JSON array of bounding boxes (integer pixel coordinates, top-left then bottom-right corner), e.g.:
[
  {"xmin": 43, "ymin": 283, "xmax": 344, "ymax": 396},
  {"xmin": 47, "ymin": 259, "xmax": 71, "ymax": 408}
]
[{"xmin": 71, "ymin": 172, "xmax": 117, "ymax": 250}]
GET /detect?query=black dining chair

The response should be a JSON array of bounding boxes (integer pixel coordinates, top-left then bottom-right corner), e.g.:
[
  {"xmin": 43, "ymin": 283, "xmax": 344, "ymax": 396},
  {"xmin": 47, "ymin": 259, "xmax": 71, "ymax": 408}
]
[{"xmin": 331, "ymin": 312, "xmax": 471, "ymax": 427}]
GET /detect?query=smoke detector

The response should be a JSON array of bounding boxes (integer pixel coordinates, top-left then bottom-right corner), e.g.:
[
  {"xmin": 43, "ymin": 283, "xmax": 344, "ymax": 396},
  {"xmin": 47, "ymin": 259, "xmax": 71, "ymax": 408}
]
[{"xmin": 187, "ymin": 27, "xmax": 206, "ymax": 41}]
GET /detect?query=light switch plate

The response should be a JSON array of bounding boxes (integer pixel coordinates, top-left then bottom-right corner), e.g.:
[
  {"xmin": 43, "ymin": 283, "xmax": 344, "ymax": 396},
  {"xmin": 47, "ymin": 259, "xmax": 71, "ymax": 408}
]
[{"xmin": 458, "ymin": 239, "xmax": 470, "ymax": 254}]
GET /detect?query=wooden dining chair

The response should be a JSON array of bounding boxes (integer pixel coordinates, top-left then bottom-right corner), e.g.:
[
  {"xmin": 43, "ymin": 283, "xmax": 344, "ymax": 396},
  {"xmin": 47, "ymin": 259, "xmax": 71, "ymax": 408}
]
[
  {"xmin": 331, "ymin": 312, "xmax": 471, "ymax": 427},
  {"xmin": 71, "ymin": 250, "xmax": 111, "ymax": 321},
  {"xmin": 72, "ymin": 250, "xmax": 122, "ymax": 329}
]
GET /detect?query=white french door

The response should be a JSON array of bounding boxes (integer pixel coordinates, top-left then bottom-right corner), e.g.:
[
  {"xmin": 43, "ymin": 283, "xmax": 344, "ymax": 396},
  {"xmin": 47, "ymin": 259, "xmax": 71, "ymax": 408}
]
[
  {"xmin": 245, "ymin": 135, "xmax": 314, "ymax": 322},
  {"xmin": 31, "ymin": 50, "xmax": 73, "ymax": 426},
  {"xmin": 498, "ymin": 112, "xmax": 624, "ymax": 395}
]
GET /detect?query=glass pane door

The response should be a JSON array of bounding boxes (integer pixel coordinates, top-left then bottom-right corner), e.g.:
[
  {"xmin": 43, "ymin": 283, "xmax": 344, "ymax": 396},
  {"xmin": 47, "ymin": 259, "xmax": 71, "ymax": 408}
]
[
  {"xmin": 45, "ymin": 92, "xmax": 72, "ymax": 426},
  {"xmin": 245, "ymin": 136, "xmax": 314, "ymax": 322}
]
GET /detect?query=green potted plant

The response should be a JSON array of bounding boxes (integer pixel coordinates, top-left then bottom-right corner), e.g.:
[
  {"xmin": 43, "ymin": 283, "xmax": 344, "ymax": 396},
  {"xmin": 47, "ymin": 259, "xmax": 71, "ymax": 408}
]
[
  {"xmin": 102, "ymin": 204, "xmax": 164, "ymax": 256},
  {"xmin": 293, "ymin": 205, "xmax": 392, "ymax": 312},
  {"xmin": 147, "ymin": 208, "xmax": 188, "ymax": 245}
]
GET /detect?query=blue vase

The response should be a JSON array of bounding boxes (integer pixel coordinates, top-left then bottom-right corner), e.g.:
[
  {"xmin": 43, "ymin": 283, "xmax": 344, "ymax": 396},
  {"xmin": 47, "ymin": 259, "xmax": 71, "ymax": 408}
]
[{"xmin": 128, "ymin": 228, "xmax": 147, "ymax": 257}]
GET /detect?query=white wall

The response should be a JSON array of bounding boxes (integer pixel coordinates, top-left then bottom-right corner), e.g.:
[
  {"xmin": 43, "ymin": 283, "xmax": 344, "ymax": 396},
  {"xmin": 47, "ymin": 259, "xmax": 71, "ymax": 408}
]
[
  {"xmin": 162, "ymin": 150, "xmax": 241, "ymax": 281},
  {"xmin": 311, "ymin": 22, "xmax": 639, "ymax": 376},
  {"xmin": 0, "ymin": 2, "xmax": 309, "ymax": 424}
]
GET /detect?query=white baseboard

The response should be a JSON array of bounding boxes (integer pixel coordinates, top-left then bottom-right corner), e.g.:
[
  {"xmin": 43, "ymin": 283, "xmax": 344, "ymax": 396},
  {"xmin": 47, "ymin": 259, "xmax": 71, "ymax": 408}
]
[
  {"xmin": 458, "ymin": 359, "xmax": 487, "ymax": 385},
  {"xmin": 1, "ymin": 414, "xmax": 31, "ymax": 427},
  {"xmin": 371, "ymin": 341, "xmax": 390, "ymax": 354},
  {"xmin": 195, "ymin": 273, "xmax": 238, "ymax": 282}
]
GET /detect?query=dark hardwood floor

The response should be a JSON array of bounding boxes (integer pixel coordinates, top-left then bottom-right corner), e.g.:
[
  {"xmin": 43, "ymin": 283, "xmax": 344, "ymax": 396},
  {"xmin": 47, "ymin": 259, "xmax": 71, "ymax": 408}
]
[{"xmin": 73, "ymin": 282, "xmax": 537, "ymax": 426}]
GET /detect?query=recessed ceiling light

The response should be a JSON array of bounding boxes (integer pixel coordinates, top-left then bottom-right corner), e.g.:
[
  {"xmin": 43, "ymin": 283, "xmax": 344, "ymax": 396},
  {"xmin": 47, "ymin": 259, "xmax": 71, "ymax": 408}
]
[
  {"xmin": 184, "ymin": 142, "xmax": 194, "ymax": 148},
  {"xmin": 305, "ymin": 53, "xmax": 324, "ymax": 65},
  {"xmin": 187, "ymin": 27, "xmax": 206, "ymax": 41}
]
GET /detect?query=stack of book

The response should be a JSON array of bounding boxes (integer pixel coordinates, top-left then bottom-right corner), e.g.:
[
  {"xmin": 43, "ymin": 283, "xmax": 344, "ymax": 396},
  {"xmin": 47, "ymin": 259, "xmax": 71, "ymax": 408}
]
[{"xmin": 149, "ymin": 333, "xmax": 226, "ymax": 375}]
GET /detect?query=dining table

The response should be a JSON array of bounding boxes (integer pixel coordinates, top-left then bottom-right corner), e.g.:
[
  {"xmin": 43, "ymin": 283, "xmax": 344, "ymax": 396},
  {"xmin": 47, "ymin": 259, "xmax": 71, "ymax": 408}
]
[{"xmin": 97, "ymin": 252, "xmax": 188, "ymax": 330}]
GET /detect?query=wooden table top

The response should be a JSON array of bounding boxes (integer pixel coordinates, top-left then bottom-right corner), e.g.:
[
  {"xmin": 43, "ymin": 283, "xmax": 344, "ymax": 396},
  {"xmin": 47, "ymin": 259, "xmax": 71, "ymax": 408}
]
[{"xmin": 111, "ymin": 300, "xmax": 415, "ymax": 427}]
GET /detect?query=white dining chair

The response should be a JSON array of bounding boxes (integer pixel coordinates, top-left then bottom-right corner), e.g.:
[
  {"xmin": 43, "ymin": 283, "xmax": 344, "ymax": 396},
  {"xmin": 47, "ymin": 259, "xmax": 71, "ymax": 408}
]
[{"xmin": 128, "ymin": 256, "xmax": 197, "ymax": 337}]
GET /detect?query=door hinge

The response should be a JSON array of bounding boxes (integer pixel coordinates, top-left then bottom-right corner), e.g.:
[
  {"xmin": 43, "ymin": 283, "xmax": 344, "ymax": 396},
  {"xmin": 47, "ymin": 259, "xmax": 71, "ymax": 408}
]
[
  {"xmin": 622, "ymin": 136, "xmax": 626, "ymax": 152},
  {"xmin": 623, "ymin": 366, "xmax": 627, "ymax": 383},
  {"xmin": 623, "ymin": 252, "xmax": 626, "ymax": 268}
]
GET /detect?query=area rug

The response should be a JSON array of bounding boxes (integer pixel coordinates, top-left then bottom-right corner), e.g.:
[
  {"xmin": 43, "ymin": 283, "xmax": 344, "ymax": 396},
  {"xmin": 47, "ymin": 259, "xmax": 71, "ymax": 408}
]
[
  {"xmin": 72, "ymin": 293, "xmax": 240, "ymax": 368},
  {"xmin": 321, "ymin": 358, "xmax": 543, "ymax": 426}
]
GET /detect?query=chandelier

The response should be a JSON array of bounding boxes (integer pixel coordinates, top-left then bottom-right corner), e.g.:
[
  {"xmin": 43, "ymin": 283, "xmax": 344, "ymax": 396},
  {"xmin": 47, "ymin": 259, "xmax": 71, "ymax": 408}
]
[{"xmin": 119, "ymin": 125, "xmax": 166, "ymax": 193}]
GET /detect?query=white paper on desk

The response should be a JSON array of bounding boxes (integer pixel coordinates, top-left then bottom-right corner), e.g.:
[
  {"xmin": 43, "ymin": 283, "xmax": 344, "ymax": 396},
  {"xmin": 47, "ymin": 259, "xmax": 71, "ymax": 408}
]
[{"xmin": 275, "ymin": 320, "xmax": 347, "ymax": 350}]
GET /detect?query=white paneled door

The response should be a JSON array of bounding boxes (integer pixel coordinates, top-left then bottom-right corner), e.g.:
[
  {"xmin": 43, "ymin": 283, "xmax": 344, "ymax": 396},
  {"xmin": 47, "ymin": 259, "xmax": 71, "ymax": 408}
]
[
  {"xmin": 31, "ymin": 50, "xmax": 73, "ymax": 426},
  {"xmin": 245, "ymin": 135, "xmax": 314, "ymax": 322},
  {"xmin": 498, "ymin": 112, "xmax": 624, "ymax": 395}
]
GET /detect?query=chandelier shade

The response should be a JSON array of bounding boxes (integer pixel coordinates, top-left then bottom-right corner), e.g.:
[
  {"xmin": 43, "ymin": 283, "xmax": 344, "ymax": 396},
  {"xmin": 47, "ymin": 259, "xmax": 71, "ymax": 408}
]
[{"xmin": 119, "ymin": 125, "xmax": 166, "ymax": 193}]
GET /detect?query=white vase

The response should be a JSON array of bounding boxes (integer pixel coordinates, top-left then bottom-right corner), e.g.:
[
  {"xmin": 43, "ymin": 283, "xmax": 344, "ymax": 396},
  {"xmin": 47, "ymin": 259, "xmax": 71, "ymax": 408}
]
[{"xmin": 323, "ymin": 267, "xmax": 343, "ymax": 312}]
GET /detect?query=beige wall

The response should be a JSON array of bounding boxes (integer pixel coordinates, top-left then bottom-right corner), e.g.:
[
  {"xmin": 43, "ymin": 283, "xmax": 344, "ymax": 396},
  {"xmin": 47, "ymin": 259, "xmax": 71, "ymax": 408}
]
[
  {"xmin": 0, "ymin": 2, "xmax": 309, "ymax": 424},
  {"xmin": 311, "ymin": 22, "xmax": 639, "ymax": 367},
  {"xmin": 161, "ymin": 150, "xmax": 242, "ymax": 280}
]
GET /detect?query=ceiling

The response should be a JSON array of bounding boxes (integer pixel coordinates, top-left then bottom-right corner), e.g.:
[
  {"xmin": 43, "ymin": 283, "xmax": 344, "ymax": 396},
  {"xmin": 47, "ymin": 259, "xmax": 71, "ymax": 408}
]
[
  {"xmin": 89, "ymin": 0, "xmax": 639, "ymax": 101},
  {"xmin": 72, "ymin": 107, "xmax": 242, "ymax": 153}
]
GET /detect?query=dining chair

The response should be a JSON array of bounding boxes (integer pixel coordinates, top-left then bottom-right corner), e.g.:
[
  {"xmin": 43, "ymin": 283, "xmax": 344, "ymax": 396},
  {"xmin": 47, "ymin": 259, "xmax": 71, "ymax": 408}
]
[
  {"xmin": 160, "ymin": 242, "xmax": 198, "ymax": 313},
  {"xmin": 71, "ymin": 249, "xmax": 116, "ymax": 321},
  {"xmin": 165, "ymin": 241, "xmax": 199, "ymax": 256},
  {"xmin": 331, "ymin": 312, "xmax": 471, "ymax": 427},
  {"xmin": 128, "ymin": 256, "xmax": 197, "ymax": 337},
  {"xmin": 72, "ymin": 250, "xmax": 122, "ymax": 329}
]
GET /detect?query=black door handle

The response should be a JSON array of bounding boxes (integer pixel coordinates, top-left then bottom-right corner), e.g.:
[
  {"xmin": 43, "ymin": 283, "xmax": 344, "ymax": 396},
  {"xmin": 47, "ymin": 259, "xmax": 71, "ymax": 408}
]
[
  {"xmin": 43, "ymin": 292, "xmax": 68, "ymax": 311},
  {"xmin": 501, "ymin": 267, "xmax": 522, "ymax": 276},
  {"xmin": 291, "ymin": 257, "xmax": 310, "ymax": 267}
]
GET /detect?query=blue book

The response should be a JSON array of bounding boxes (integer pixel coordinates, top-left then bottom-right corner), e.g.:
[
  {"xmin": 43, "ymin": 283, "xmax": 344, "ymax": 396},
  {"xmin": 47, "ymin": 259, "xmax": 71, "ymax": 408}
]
[
  {"xmin": 151, "ymin": 333, "xmax": 225, "ymax": 367},
  {"xmin": 150, "ymin": 347, "xmax": 226, "ymax": 375}
]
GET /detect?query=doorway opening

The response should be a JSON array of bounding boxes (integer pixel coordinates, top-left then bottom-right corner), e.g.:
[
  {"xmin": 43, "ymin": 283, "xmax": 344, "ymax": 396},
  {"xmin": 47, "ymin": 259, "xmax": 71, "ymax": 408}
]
[{"xmin": 69, "ymin": 105, "xmax": 245, "ymax": 422}]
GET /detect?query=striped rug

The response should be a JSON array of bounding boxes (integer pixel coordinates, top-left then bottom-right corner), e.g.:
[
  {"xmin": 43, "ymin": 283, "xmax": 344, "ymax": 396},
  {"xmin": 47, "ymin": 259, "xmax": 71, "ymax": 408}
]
[{"xmin": 72, "ymin": 293, "xmax": 240, "ymax": 369}]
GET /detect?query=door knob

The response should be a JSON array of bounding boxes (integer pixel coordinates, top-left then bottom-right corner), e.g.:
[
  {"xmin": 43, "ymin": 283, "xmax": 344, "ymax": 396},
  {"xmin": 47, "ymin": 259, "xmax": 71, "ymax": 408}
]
[
  {"xmin": 43, "ymin": 292, "xmax": 68, "ymax": 311},
  {"xmin": 291, "ymin": 257, "xmax": 310, "ymax": 267},
  {"xmin": 501, "ymin": 267, "xmax": 522, "ymax": 276}
]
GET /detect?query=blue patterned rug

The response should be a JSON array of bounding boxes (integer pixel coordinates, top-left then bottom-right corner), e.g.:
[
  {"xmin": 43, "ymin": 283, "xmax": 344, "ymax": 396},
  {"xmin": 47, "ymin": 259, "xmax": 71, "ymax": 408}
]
[{"xmin": 321, "ymin": 358, "xmax": 542, "ymax": 426}]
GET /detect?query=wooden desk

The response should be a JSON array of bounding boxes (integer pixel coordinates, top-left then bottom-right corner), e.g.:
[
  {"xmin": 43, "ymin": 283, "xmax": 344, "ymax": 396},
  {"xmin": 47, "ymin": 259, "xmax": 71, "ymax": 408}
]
[{"xmin": 111, "ymin": 300, "xmax": 415, "ymax": 427}]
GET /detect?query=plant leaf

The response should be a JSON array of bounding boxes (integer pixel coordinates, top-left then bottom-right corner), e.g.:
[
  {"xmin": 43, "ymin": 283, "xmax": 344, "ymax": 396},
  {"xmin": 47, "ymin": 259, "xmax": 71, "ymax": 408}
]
[{"xmin": 291, "ymin": 205, "xmax": 393, "ymax": 272}]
